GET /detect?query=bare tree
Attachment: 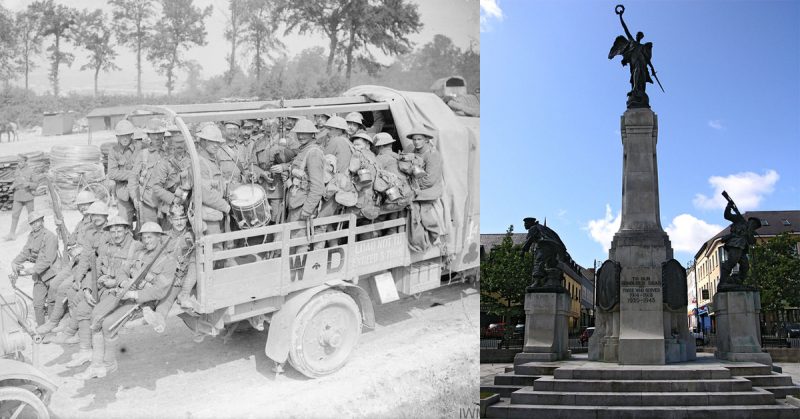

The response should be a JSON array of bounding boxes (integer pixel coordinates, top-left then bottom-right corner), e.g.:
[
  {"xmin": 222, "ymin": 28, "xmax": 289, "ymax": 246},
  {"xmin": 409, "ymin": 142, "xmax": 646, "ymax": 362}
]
[
  {"xmin": 76, "ymin": 9, "xmax": 121, "ymax": 97},
  {"xmin": 109, "ymin": 0, "xmax": 155, "ymax": 97},
  {"xmin": 147, "ymin": 0, "xmax": 211, "ymax": 96},
  {"xmin": 242, "ymin": 0, "xmax": 283, "ymax": 81},
  {"xmin": 31, "ymin": 0, "xmax": 78, "ymax": 97},
  {"xmin": 15, "ymin": 9, "xmax": 43, "ymax": 91}
]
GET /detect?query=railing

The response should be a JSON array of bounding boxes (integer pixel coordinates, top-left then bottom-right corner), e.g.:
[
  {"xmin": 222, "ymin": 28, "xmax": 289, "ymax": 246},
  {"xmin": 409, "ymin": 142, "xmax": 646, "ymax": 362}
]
[{"xmin": 478, "ymin": 336, "xmax": 586, "ymax": 352}]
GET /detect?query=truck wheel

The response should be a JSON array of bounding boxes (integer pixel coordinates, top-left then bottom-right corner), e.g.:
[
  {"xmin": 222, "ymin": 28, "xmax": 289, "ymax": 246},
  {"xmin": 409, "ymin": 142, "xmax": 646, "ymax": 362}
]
[
  {"xmin": 288, "ymin": 290, "xmax": 362, "ymax": 378},
  {"xmin": 0, "ymin": 386, "xmax": 50, "ymax": 419}
]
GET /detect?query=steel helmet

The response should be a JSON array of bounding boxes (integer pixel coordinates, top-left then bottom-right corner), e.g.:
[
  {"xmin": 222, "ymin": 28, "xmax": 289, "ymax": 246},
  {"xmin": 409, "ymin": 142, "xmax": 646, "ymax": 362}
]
[
  {"xmin": 27, "ymin": 210, "xmax": 45, "ymax": 224},
  {"xmin": 166, "ymin": 123, "xmax": 181, "ymax": 133},
  {"xmin": 373, "ymin": 132, "xmax": 395, "ymax": 147},
  {"xmin": 132, "ymin": 128, "xmax": 146, "ymax": 140},
  {"xmin": 286, "ymin": 115, "xmax": 304, "ymax": 120},
  {"xmin": 86, "ymin": 201, "xmax": 109, "ymax": 216},
  {"xmin": 197, "ymin": 124, "xmax": 224, "ymax": 143},
  {"xmin": 105, "ymin": 216, "xmax": 130, "ymax": 229},
  {"xmin": 139, "ymin": 222, "xmax": 164, "ymax": 234},
  {"xmin": 291, "ymin": 119, "xmax": 319, "ymax": 134},
  {"xmin": 114, "ymin": 120, "xmax": 135, "ymax": 136},
  {"xmin": 223, "ymin": 120, "xmax": 241, "ymax": 128},
  {"xmin": 145, "ymin": 118, "xmax": 167, "ymax": 134},
  {"xmin": 406, "ymin": 127, "xmax": 434, "ymax": 140},
  {"xmin": 324, "ymin": 116, "xmax": 348, "ymax": 131},
  {"xmin": 75, "ymin": 190, "xmax": 97, "ymax": 206},
  {"xmin": 344, "ymin": 112, "xmax": 364, "ymax": 125},
  {"xmin": 350, "ymin": 132, "xmax": 374, "ymax": 145}
]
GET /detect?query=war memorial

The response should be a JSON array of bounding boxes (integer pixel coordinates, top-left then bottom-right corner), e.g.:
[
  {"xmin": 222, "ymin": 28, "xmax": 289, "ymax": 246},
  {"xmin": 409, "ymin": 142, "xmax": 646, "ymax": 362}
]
[{"xmin": 482, "ymin": 5, "xmax": 800, "ymax": 418}]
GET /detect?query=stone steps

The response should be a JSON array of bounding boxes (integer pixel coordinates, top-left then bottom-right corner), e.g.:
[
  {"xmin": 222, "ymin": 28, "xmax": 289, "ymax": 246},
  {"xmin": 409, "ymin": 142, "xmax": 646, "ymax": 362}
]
[
  {"xmin": 759, "ymin": 386, "xmax": 800, "ymax": 399},
  {"xmin": 532, "ymin": 376, "xmax": 753, "ymax": 392},
  {"xmin": 740, "ymin": 374, "xmax": 795, "ymax": 387},
  {"xmin": 553, "ymin": 366, "xmax": 732, "ymax": 380},
  {"xmin": 513, "ymin": 362, "xmax": 560, "ymax": 376},
  {"xmin": 486, "ymin": 399, "xmax": 800, "ymax": 419},
  {"xmin": 723, "ymin": 363, "xmax": 773, "ymax": 376},
  {"xmin": 510, "ymin": 387, "xmax": 776, "ymax": 406},
  {"xmin": 492, "ymin": 372, "xmax": 542, "ymax": 386},
  {"xmin": 480, "ymin": 384, "xmax": 525, "ymax": 398}
]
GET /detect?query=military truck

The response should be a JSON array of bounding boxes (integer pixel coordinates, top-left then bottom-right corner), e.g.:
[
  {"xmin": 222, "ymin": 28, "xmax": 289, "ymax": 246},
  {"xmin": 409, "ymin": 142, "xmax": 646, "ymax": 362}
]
[{"xmin": 117, "ymin": 86, "xmax": 479, "ymax": 378}]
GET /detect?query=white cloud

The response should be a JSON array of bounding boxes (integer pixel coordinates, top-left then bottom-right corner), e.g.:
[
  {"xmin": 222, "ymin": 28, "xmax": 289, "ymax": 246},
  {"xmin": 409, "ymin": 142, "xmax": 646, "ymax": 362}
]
[
  {"xmin": 480, "ymin": 0, "xmax": 503, "ymax": 32},
  {"xmin": 693, "ymin": 170, "xmax": 780, "ymax": 211},
  {"xmin": 664, "ymin": 214, "xmax": 723, "ymax": 254},
  {"xmin": 585, "ymin": 204, "xmax": 621, "ymax": 253},
  {"xmin": 708, "ymin": 120, "xmax": 724, "ymax": 130}
]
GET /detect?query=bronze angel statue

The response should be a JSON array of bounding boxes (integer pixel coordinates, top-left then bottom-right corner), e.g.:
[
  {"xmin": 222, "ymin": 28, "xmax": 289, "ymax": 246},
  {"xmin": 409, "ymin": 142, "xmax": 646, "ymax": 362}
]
[{"xmin": 608, "ymin": 5, "xmax": 664, "ymax": 109}]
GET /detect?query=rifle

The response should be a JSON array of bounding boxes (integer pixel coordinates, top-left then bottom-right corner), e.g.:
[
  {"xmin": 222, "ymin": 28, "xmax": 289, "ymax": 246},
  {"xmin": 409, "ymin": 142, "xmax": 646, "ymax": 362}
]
[
  {"xmin": 721, "ymin": 190, "xmax": 742, "ymax": 218},
  {"xmin": 45, "ymin": 177, "xmax": 72, "ymax": 265},
  {"xmin": 90, "ymin": 237, "xmax": 172, "ymax": 331}
]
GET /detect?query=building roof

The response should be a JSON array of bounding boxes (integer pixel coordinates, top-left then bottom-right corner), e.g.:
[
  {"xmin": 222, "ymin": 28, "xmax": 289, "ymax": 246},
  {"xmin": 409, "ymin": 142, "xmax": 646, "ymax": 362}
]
[
  {"xmin": 694, "ymin": 210, "xmax": 800, "ymax": 260},
  {"xmin": 480, "ymin": 233, "xmax": 527, "ymax": 252}
]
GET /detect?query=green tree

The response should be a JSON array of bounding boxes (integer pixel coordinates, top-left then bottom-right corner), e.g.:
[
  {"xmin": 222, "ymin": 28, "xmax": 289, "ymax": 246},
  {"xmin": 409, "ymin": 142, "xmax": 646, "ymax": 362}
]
[
  {"xmin": 0, "ymin": 6, "xmax": 17, "ymax": 86},
  {"xmin": 32, "ymin": 0, "xmax": 78, "ymax": 97},
  {"xmin": 480, "ymin": 226, "xmax": 532, "ymax": 325},
  {"xmin": 75, "ymin": 9, "xmax": 120, "ymax": 97},
  {"xmin": 242, "ymin": 0, "xmax": 283, "ymax": 81},
  {"xmin": 147, "ymin": 0, "xmax": 211, "ymax": 96},
  {"xmin": 15, "ymin": 9, "xmax": 43, "ymax": 91},
  {"xmin": 224, "ymin": 0, "xmax": 247, "ymax": 85},
  {"xmin": 746, "ymin": 232, "xmax": 800, "ymax": 312},
  {"xmin": 109, "ymin": 0, "xmax": 155, "ymax": 97}
]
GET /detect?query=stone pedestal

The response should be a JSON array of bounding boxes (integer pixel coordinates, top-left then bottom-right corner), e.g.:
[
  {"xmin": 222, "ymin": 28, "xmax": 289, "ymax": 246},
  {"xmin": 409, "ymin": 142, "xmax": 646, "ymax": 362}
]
[
  {"xmin": 714, "ymin": 290, "xmax": 772, "ymax": 366},
  {"xmin": 609, "ymin": 108, "xmax": 672, "ymax": 365},
  {"xmin": 514, "ymin": 291, "xmax": 570, "ymax": 364}
]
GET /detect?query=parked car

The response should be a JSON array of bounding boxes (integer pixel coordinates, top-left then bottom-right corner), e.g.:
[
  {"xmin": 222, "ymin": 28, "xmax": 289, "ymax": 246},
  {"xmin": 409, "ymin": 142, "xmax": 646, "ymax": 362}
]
[
  {"xmin": 484, "ymin": 323, "xmax": 507, "ymax": 338},
  {"xmin": 514, "ymin": 323, "xmax": 525, "ymax": 336},
  {"xmin": 579, "ymin": 327, "xmax": 595, "ymax": 346},
  {"xmin": 786, "ymin": 323, "xmax": 800, "ymax": 339}
]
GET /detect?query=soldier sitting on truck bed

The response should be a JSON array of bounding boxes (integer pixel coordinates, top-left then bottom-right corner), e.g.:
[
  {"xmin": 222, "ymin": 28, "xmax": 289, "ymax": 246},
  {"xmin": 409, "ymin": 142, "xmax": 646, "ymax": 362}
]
[
  {"xmin": 76, "ymin": 222, "xmax": 177, "ymax": 380},
  {"xmin": 141, "ymin": 205, "xmax": 196, "ymax": 332},
  {"xmin": 194, "ymin": 125, "xmax": 232, "ymax": 265},
  {"xmin": 65, "ymin": 215, "xmax": 140, "ymax": 370},
  {"xmin": 406, "ymin": 128, "xmax": 445, "ymax": 249},
  {"xmin": 36, "ymin": 191, "xmax": 98, "ymax": 335},
  {"xmin": 150, "ymin": 128, "xmax": 193, "ymax": 230},
  {"xmin": 372, "ymin": 132, "xmax": 412, "ymax": 235},
  {"xmin": 51, "ymin": 201, "xmax": 110, "ymax": 347}
]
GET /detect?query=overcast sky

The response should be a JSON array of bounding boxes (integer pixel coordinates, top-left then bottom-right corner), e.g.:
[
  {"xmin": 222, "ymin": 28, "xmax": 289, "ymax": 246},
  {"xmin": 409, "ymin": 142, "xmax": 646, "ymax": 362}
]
[{"xmin": 4, "ymin": 0, "xmax": 479, "ymax": 95}]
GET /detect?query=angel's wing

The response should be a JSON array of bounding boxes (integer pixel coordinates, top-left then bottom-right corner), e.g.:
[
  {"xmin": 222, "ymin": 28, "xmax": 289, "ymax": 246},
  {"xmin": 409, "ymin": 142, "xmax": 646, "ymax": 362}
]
[{"xmin": 607, "ymin": 35, "xmax": 629, "ymax": 59}]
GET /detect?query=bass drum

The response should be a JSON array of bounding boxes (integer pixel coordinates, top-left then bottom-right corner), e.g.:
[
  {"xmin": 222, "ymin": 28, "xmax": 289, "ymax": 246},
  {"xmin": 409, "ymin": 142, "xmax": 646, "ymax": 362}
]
[{"xmin": 230, "ymin": 184, "xmax": 270, "ymax": 229}]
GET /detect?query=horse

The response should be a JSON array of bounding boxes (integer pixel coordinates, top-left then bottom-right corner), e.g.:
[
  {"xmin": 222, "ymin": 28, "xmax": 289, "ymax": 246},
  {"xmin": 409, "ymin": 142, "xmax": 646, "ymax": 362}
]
[{"xmin": 0, "ymin": 122, "xmax": 19, "ymax": 142}]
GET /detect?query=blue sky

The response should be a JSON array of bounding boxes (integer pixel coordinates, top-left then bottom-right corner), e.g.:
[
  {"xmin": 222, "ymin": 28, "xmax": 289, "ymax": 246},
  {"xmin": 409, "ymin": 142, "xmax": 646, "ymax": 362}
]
[{"xmin": 480, "ymin": 0, "xmax": 800, "ymax": 268}]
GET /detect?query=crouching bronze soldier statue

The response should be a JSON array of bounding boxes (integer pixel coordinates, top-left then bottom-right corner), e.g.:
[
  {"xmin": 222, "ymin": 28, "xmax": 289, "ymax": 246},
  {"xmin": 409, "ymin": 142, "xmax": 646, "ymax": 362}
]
[{"xmin": 520, "ymin": 217, "xmax": 568, "ymax": 293}]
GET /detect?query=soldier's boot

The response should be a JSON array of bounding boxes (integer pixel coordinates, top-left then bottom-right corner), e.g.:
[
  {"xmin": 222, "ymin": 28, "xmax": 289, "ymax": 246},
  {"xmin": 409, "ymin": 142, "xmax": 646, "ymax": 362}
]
[
  {"xmin": 36, "ymin": 320, "xmax": 59, "ymax": 335},
  {"xmin": 75, "ymin": 332, "xmax": 106, "ymax": 379},
  {"xmin": 102, "ymin": 336, "xmax": 119, "ymax": 375},
  {"xmin": 142, "ymin": 306, "xmax": 166, "ymax": 333},
  {"xmin": 51, "ymin": 319, "xmax": 80, "ymax": 345},
  {"xmin": 52, "ymin": 314, "xmax": 71, "ymax": 334},
  {"xmin": 64, "ymin": 321, "xmax": 93, "ymax": 365}
]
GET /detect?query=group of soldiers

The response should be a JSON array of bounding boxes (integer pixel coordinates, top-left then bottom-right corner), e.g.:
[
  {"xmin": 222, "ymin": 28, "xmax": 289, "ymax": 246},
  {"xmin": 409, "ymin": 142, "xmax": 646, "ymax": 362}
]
[{"xmin": 7, "ymin": 109, "xmax": 444, "ymax": 379}]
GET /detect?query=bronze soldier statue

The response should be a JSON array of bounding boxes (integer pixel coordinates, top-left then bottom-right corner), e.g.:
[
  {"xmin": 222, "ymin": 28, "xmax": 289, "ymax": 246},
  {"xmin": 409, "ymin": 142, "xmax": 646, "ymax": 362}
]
[
  {"xmin": 520, "ymin": 217, "xmax": 568, "ymax": 292},
  {"xmin": 718, "ymin": 191, "xmax": 761, "ymax": 290}
]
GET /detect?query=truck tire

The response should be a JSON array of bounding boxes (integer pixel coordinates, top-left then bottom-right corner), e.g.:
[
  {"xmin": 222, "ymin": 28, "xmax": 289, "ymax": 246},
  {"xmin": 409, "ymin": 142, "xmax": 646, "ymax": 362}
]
[
  {"xmin": 288, "ymin": 290, "xmax": 362, "ymax": 378},
  {"xmin": 0, "ymin": 386, "xmax": 51, "ymax": 419}
]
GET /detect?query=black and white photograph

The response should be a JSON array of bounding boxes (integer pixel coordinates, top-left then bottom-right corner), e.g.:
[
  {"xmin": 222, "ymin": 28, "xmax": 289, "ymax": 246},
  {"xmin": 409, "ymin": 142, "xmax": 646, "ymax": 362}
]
[{"xmin": 0, "ymin": 0, "xmax": 480, "ymax": 417}]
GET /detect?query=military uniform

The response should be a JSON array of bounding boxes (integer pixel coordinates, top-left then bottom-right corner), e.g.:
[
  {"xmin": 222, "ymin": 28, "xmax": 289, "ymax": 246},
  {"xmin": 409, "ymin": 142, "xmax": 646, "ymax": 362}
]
[
  {"xmin": 12, "ymin": 223, "xmax": 59, "ymax": 325},
  {"xmin": 215, "ymin": 144, "xmax": 243, "ymax": 191},
  {"xmin": 286, "ymin": 141, "xmax": 326, "ymax": 253},
  {"xmin": 107, "ymin": 143, "xmax": 137, "ymax": 223},
  {"xmin": 250, "ymin": 134, "xmax": 300, "ymax": 222},
  {"xmin": 129, "ymin": 148, "xmax": 166, "ymax": 224},
  {"xmin": 6, "ymin": 161, "xmax": 36, "ymax": 239},
  {"xmin": 153, "ymin": 227, "xmax": 195, "ymax": 319},
  {"xmin": 197, "ymin": 151, "xmax": 231, "ymax": 235},
  {"xmin": 407, "ymin": 134, "xmax": 445, "ymax": 244}
]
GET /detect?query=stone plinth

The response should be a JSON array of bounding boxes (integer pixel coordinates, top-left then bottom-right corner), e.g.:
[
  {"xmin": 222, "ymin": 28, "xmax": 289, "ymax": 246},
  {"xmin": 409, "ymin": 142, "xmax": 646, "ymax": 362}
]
[
  {"xmin": 714, "ymin": 290, "xmax": 772, "ymax": 366},
  {"xmin": 514, "ymin": 291, "xmax": 570, "ymax": 364}
]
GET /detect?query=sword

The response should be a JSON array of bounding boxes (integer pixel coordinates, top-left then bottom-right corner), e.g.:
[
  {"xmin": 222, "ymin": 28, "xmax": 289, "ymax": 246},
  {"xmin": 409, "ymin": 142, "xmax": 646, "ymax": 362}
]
[{"xmin": 650, "ymin": 65, "xmax": 665, "ymax": 93}]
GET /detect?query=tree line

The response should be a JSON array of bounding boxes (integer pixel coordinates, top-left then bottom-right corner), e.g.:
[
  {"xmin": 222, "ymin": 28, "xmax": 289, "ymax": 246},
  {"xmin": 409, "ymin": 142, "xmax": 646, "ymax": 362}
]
[{"xmin": 0, "ymin": 0, "xmax": 478, "ymax": 99}]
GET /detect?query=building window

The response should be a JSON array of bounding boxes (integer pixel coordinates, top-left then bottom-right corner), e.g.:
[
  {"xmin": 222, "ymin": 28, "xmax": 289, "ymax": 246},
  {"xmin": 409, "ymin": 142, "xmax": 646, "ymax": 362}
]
[
  {"xmin": 761, "ymin": 219, "xmax": 769, "ymax": 226},
  {"xmin": 783, "ymin": 219, "xmax": 791, "ymax": 226}
]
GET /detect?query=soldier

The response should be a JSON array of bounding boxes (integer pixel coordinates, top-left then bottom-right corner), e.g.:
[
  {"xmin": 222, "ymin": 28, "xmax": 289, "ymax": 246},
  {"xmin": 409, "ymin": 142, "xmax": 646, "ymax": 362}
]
[
  {"xmin": 215, "ymin": 123, "xmax": 244, "ymax": 192},
  {"xmin": 345, "ymin": 112, "xmax": 366, "ymax": 136},
  {"xmin": 249, "ymin": 120, "xmax": 300, "ymax": 224},
  {"xmin": 131, "ymin": 128, "xmax": 146, "ymax": 151},
  {"xmin": 151, "ymin": 131, "xmax": 192, "ymax": 229},
  {"xmin": 284, "ymin": 119, "xmax": 325, "ymax": 253},
  {"xmin": 130, "ymin": 118, "xmax": 168, "ymax": 225},
  {"xmin": 195, "ymin": 125, "xmax": 232, "ymax": 239},
  {"xmin": 107, "ymin": 120, "xmax": 137, "ymax": 223},
  {"xmin": 373, "ymin": 133, "xmax": 410, "ymax": 234},
  {"xmin": 11, "ymin": 211, "xmax": 59, "ymax": 326},
  {"xmin": 314, "ymin": 113, "xmax": 331, "ymax": 130},
  {"xmin": 36, "ymin": 191, "xmax": 98, "ymax": 335},
  {"xmin": 142, "ymin": 206, "xmax": 195, "ymax": 332},
  {"xmin": 374, "ymin": 133, "xmax": 401, "ymax": 175},
  {"xmin": 408, "ymin": 128, "xmax": 444, "ymax": 243},
  {"xmin": 719, "ymin": 198, "xmax": 762, "ymax": 288},
  {"xmin": 76, "ymin": 221, "xmax": 175, "ymax": 379},
  {"xmin": 321, "ymin": 116, "xmax": 353, "ymax": 175},
  {"xmin": 4, "ymin": 153, "xmax": 39, "ymax": 241},
  {"xmin": 520, "ymin": 217, "xmax": 568, "ymax": 290}
]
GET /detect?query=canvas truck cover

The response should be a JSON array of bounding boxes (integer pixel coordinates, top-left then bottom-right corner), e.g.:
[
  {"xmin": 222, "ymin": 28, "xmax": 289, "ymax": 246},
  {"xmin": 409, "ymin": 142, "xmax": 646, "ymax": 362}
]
[{"xmin": 344, "ymin": 86, "xmax": 480, "ymax": 273}]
